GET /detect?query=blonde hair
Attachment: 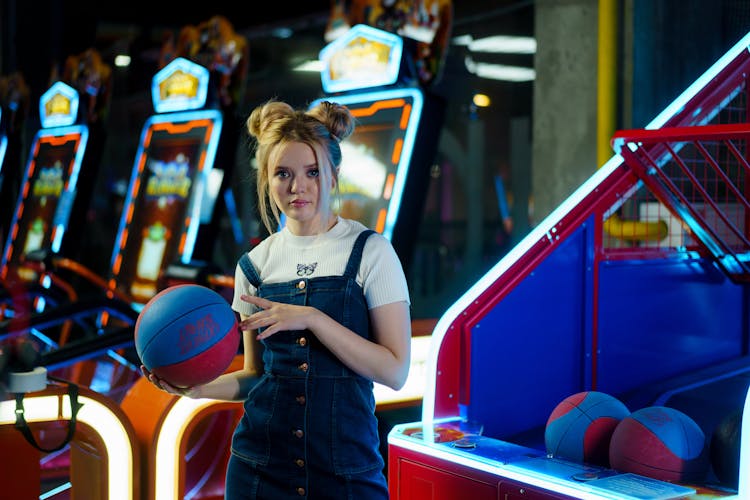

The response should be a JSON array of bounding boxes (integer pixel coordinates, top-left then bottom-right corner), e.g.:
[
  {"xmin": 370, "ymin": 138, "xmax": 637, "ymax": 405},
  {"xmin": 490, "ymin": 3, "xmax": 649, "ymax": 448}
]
[{"xmin": 247, "ymin": 99, "xmax": 355, "ymax": 234}]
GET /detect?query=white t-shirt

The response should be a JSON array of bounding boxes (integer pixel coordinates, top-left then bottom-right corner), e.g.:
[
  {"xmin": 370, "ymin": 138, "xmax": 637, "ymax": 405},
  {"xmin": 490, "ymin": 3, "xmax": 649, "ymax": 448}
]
[{"xmin": 232, "ymin": 217, "xmax": 410, "ymax": 317}]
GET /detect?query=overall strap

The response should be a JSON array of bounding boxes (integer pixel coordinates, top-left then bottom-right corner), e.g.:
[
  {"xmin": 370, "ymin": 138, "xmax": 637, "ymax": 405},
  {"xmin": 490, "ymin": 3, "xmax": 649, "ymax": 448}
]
[
  {"xmin": 343, "ymin": 230, "xmax": 375, "ymax": 280},
  {"xmin": 238, "ymin": 253, "xmax": 261, "ymax": 287}
]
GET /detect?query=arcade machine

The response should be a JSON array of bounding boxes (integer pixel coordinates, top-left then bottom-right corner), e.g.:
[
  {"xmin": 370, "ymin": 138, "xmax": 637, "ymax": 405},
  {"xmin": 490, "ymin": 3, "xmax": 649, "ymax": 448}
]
[
  {"xmin": 112, "ymin": 21, "xmax": 249, "ymax": 499},
  {"xmin": 0, "ymin": 80, "xmax": 137, "ymax": 500},
  {"xmin": 387, "ymin": 29, "xmax": 750, "ymax": 500},
  {"xmin": 319, "ymin": 0, "xmax": 451, "ymax": 270},
  {"xmin": 315, "ymin": 2, "xmax": 451, "ymax": 410},
  {"xmin": 0, "ymin": 51, "xmax": 112, "ymax": 345},
  {"xmin": 0, "ymin": 38, "xmax": 245, "ymax": 499},
  {"xmin": 106, "ymin": 55, "xmax": 224, "ymax": 304},
  {"xmin": 0, "ymin": 81, "xmax": 90, "ymax": 305}
]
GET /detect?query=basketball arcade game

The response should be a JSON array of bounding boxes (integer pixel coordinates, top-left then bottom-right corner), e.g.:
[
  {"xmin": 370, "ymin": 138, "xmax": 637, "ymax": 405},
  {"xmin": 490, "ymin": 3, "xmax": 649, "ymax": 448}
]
[{"xmin": 386, "ymin": 31, "xmax": 750, "ymax": 500}]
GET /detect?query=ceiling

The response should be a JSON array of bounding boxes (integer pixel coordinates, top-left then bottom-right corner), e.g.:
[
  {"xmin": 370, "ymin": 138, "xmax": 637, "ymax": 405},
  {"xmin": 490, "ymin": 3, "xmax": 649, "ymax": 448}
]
[{"xmin": 4, "ymin": 1, "xmax": 533, "ymax": 103}]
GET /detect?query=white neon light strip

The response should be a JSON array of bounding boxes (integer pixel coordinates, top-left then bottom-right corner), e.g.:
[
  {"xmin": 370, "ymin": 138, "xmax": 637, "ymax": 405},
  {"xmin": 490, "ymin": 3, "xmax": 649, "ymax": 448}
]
[
  {"xmin": 0, "ymin": 395, "xmax": 134, "ymax": 500},
  {"xmin": 181, "ymin": 111, "xmax": 224, "ymax": 263},
  {"xmin": 646, "ymin": 34, "xmax": 750, "ymax": 130},
  {"xmin": 452, "ymin": 34, "xmax": 537, "ymax": 54},
  {"xmin": 0, "ymin": 135, "xmax": 7, "ymax": 168},
  {"xmin": 388, "ymin": 436, "xmax": 639, "ymax": 500},
  {"xmin": 155, "ymin": 397, "xmax": 231, "ymax": 500},
  {"xmin": 738, "ymin": 385, "xmax": 750, "ymax": 497}
]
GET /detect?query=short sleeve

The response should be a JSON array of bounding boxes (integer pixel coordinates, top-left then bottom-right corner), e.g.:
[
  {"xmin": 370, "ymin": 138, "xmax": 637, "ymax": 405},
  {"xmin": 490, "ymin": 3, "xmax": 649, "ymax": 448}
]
[
  {"xmin": 232, "ymin": 256, "xmax": 258, "ymax": 316},
  {"xmin": 360, "ymin": 234, "xmax": 410, "ymax": 309}
]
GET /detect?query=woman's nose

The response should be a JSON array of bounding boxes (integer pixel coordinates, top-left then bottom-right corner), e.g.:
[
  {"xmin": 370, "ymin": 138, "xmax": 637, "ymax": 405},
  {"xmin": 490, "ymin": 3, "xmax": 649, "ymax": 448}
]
[{"xmin": 290, "ymin": 176, "xmax": 306, "ymax": 193}]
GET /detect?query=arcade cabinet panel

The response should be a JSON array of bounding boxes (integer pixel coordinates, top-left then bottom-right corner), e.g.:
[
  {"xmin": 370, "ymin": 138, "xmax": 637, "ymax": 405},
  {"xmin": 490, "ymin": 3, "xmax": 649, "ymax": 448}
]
[{"xmin": 109, "ymin": 110, "xmax": 222, "ymax": 303}]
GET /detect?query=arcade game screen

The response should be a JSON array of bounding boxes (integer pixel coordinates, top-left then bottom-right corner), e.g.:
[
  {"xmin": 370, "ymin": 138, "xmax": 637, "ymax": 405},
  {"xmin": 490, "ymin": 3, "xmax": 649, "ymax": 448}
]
[
  {"xmin": 111, "ymin": 115, "xmax": 219, "ymax": 302},
  {"xmin": 1, "ymin": 131, "xmax": 85, "ymax": 274},
  {"xmin": 315, "ymin": 91, "xmax": 421, "ymax": 238}
]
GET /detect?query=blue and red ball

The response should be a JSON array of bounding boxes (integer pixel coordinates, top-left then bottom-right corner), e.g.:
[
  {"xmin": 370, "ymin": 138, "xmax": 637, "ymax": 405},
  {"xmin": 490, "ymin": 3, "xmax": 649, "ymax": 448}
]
[
  {"xmin": 135, "ymin": 284, "xmax": 240, "ymax": 388},
  {"xmin": 609, "ymin": 405, "xmax": 709, "ymax": 483},
  {"xmin": 545, "ymin": 391, "xmax": 630, "ymax": 467}
]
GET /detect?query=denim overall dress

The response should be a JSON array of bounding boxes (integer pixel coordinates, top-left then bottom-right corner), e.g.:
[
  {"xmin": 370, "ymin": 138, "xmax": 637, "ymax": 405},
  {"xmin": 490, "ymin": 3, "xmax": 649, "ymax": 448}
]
[{"xmin": 226, "ymin": 229, "xmax": 389, "ymax": 499}]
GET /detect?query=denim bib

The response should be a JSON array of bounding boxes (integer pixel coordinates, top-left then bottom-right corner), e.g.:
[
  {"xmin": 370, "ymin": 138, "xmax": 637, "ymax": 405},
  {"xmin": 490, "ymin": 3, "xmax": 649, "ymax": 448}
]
[{"xmin": 229, "ymin": 230, "xmax": 387, "ymax": 498}]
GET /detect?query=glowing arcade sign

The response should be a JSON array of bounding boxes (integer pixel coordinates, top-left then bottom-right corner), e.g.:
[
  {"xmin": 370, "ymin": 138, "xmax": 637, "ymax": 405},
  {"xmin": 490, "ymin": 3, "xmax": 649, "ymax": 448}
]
[
  {"xmin": 319, "ymin": 24, "xmax": 403, "ymax": 94},
  {"xmin": 152, "ymin": 57, "xmax": 210, "ymax": 113},
  {"xmin": 40, "ymin": 81, "xmax": 79, "ymax": 129}
]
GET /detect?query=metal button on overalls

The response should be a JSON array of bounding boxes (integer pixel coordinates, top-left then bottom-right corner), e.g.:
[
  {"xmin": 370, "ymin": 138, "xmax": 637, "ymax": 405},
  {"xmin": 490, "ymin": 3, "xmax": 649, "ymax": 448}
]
[{"xmin": 297, "ymin": 280, "xmax": 306, "ymax": 289}]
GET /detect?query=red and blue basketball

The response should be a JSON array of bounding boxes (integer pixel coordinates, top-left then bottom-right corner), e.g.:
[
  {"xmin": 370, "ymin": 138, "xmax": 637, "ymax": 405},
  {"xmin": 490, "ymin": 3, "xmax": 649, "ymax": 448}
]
[
  {"xmin": 545, "ymin": 391, "xmax": 630, "ymax": 467},
  {"xmin": 135, "ymin": 284, "xmax": 240, "ymax": 388},
  {"xmin": 609, "ymin": 406, "xmax": 709, "ymax": 483}
]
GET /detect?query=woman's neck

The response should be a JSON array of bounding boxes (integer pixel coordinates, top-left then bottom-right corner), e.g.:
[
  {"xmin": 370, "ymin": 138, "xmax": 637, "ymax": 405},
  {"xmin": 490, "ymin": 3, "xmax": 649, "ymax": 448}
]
[{"xmin": 286, "ymin": 214, "xmax": 338, "ymax": 236}]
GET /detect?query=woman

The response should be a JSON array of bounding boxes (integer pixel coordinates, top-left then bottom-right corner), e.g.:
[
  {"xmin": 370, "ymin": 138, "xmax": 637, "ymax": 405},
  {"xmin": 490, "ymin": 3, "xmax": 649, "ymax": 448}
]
[{"xmin": 145, "ymin": 99, "xmax": 411, "ymax": 499}]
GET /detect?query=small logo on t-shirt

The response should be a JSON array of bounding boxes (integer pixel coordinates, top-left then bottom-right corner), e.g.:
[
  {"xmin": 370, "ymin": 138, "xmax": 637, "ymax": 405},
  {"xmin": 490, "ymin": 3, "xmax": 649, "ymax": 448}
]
[{"xmin": 297, "ymin": 262, "xmax": 318, "ymax": 276}]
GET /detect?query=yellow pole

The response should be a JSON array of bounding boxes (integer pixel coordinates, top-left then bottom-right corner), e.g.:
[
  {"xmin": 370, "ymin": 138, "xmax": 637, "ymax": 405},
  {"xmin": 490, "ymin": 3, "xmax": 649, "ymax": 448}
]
[{"xmin": 598, "ymin": 0, "xmax": 667, "ymax": 241}]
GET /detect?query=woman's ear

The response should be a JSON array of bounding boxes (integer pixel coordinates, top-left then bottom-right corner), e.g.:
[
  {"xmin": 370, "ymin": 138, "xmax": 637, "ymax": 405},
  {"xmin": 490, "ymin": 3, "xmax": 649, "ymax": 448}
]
[{"xmin": 331, "ymin": 168, "xmax": 339, "ymax": 190}]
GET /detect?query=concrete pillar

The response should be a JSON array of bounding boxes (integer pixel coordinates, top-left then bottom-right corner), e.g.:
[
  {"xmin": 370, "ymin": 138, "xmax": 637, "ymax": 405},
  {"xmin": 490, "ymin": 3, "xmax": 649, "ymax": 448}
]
[{"xmin": 532, "ymin": 0, "xmax": 599, "ymax": 225}]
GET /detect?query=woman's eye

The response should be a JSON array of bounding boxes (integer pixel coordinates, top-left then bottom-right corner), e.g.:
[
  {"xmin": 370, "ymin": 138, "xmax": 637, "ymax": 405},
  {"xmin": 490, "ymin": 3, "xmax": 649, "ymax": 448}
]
[
  {"xmin": 276, "ymin": 170, "xmax": 289, "ymax": 178},
  {"xmin": 308, "ymin": 169, "xmax": 320, "ymax": 178}
]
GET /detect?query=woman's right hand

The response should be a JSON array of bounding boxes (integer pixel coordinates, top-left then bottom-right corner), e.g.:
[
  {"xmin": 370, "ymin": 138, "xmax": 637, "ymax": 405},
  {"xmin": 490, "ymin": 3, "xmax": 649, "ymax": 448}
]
[{"xmin": 140, "ymin": 364, "xmax": 197, "ymax": 397}]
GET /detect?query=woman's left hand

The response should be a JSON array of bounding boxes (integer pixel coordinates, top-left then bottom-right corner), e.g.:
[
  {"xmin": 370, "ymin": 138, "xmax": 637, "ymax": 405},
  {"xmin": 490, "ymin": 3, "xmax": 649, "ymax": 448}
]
[{"xmin": 239, "ymin": 294, "xmax": 318, "ymax": 340}]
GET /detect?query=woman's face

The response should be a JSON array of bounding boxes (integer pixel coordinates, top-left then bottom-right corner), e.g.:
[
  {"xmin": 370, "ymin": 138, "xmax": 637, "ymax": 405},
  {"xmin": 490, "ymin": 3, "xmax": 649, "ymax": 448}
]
[{"xmin": 269, "ymin": 141, "xmax": 332, "ymax": 235}]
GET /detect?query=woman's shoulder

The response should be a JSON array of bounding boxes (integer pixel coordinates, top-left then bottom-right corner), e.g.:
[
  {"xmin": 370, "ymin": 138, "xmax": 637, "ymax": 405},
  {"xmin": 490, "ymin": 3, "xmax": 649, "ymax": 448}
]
[
  {"xmin": 335, "ymin": 220, "xmax": 395, "ymax": 259},
  {"xmin": 337, "ymin": 218, "xmax": 387, "ymax": 243},
  {"xmin": 247, "ymin": 231, "xmax": 283, "ymax": 262}
]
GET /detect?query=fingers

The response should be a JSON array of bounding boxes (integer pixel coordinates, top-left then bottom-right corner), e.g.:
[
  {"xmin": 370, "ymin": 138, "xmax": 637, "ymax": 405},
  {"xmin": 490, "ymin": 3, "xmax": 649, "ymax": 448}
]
[
  {"xmin": 241, "ymin": 294, "xmax": 272, "ymax": 309},
  {"xmin": 141, "ymin": 364, "xmax": 189, "ymax": 396}
]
